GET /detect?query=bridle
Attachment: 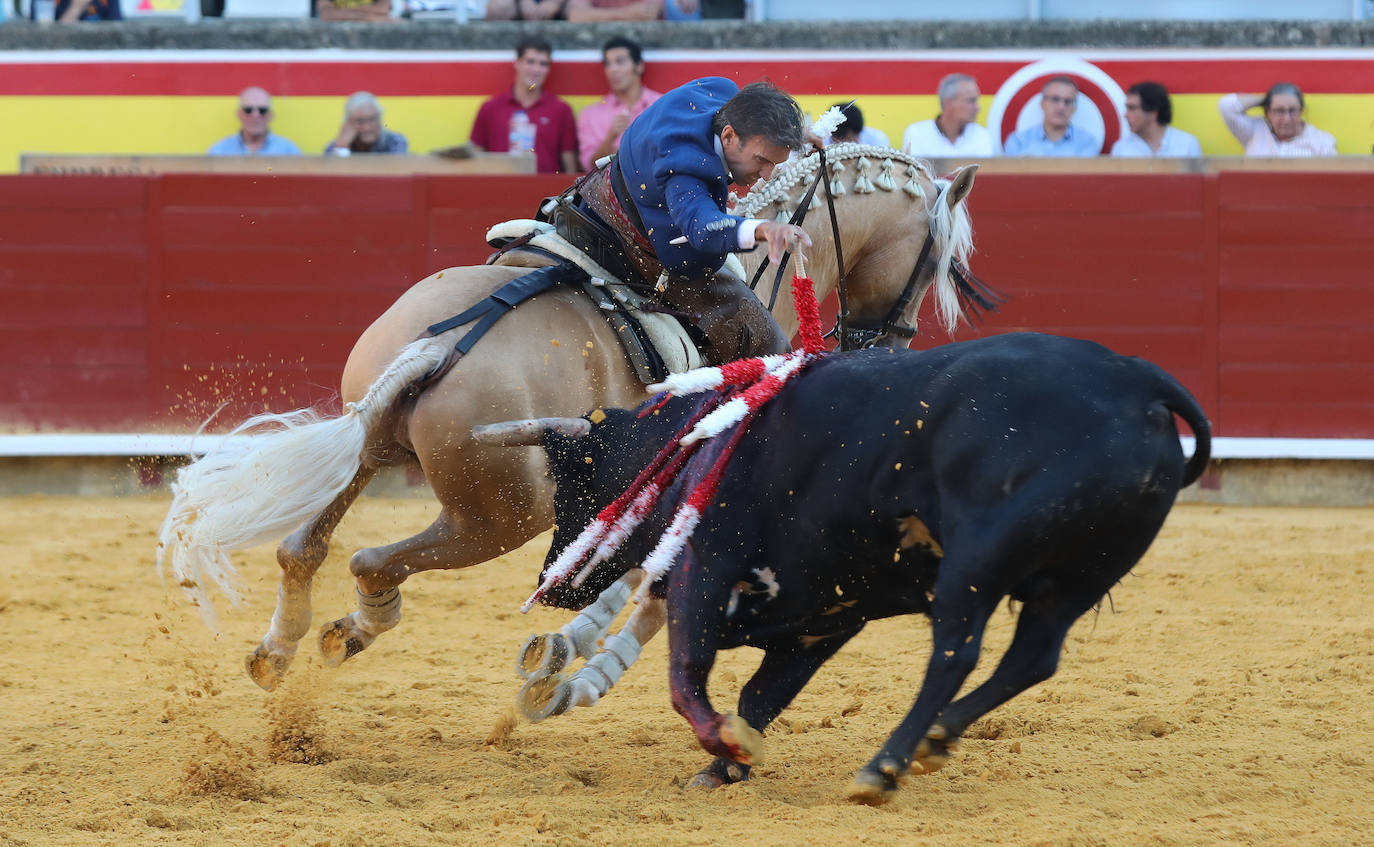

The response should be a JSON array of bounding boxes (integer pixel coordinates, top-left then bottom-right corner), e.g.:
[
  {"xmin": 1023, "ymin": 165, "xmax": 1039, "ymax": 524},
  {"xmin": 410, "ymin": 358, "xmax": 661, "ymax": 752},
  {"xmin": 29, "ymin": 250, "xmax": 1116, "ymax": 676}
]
[{"xmin": 747, "ymin": 148, "xmax": 989, "ymax": 352}]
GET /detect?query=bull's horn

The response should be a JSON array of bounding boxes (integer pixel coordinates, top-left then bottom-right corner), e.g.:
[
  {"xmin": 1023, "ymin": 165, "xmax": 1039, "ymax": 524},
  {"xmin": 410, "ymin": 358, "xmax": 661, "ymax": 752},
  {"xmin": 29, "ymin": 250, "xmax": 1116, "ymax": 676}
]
[{"xmin": 471, "ymin": 417, "xmax": 591, "ymax": 446}]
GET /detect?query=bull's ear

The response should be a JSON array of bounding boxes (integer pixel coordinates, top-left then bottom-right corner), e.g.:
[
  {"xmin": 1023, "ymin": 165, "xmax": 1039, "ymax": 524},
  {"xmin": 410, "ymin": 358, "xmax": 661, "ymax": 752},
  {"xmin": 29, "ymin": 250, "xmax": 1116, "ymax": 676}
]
[{"xmin": 944, "ymin": 163, "xmax": 978, "ymax": 210}]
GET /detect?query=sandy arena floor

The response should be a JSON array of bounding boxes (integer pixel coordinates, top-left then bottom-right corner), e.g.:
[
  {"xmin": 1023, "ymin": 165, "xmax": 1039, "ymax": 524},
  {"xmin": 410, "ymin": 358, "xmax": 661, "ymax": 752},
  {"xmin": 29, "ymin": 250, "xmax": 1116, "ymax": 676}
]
[{"xmin": 1, "ymin": 495, "xmax": 1371, "ymax": 846}]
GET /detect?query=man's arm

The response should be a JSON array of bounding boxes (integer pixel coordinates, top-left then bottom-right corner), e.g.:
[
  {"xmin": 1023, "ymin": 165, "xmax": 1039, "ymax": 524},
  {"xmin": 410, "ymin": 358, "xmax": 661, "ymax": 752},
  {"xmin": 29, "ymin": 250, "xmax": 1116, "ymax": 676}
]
[
  {"xmin": 58, "ymin": 0, "xmax": 95, "ymax": 21},
  {"xmin": 566, "ymin": 0, "xmax": 663, "ymax": 21},
  {"xmin": 561, "ymin": 150, "xmax": 580, "ymax": 173}
]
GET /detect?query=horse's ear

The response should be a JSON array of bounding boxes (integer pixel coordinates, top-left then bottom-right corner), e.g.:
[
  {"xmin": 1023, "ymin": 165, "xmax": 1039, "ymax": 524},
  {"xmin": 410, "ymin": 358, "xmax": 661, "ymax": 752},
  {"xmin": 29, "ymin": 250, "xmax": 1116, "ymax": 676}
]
[{"xmin": 944, "ymin": 164, "xmax": 979, "ymax": 210}]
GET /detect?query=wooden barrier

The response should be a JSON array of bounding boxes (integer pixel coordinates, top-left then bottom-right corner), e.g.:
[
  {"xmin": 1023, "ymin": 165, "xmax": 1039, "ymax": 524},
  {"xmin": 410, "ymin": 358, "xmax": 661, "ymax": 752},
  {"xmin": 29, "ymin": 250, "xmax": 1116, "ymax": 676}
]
[{"xmin": 0, "ymin": 170, "xmax": 1369, "ymax": 439}]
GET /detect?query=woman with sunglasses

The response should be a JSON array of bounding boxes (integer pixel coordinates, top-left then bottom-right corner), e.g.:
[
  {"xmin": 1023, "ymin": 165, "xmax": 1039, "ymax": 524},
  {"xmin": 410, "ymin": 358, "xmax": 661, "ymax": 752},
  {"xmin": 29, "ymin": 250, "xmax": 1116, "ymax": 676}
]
[
  {"xmin": 1218, "ymin": 83, "xmax": 1337, "ymax": 157},
  {"xmin": 207, "ymin": 88, "xmax": 303, "ymax": 157}
]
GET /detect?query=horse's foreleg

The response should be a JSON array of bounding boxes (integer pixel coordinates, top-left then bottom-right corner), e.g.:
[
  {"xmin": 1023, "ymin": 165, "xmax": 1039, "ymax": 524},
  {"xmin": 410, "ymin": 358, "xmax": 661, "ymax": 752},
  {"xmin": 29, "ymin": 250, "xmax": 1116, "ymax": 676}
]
[
  {"xmin": 318, "ymin": 508, "xmax": 524, "ymax": 667},
  {"xmin": 516, "ymin": 571, "xmax": 643, "ymax": 679},
  {"xmin": 518, "ymin": 577, "xmax": 667, "ymax": 722},
  {"xmin": 247, "ymin": 465, "xmax": 378, "ymax": 691}
]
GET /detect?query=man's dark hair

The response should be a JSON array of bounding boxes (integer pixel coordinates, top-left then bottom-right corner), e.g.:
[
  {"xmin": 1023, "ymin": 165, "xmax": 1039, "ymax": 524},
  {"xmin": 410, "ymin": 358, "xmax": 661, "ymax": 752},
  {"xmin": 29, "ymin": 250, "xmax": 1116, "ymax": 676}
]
[
  {"xmin": 712, "ymin": 81, "xmax": 806, "ymax": 150},
  {"xmin": 831, "ymin": 101, "xmax": 864, "ymax": 138},
  {"xmin": 1127, "ymin": 81, "xmax": 1172, "ymax": 125},
  {"xmin": 516, "ymin": 35, "xmax": 553, "ymax": 59},
  {"xmin": 602, "ymin": 35, "xmax": 643, "ymax": 66}
]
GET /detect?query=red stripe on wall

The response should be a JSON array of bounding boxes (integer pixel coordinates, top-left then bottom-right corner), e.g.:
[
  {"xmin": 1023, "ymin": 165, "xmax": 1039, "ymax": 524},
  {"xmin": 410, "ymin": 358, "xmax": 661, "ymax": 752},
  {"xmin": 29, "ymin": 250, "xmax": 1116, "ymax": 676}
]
[{"xmin": 3, "ymin": 58, "xmax": 1371, "ymax": 97}]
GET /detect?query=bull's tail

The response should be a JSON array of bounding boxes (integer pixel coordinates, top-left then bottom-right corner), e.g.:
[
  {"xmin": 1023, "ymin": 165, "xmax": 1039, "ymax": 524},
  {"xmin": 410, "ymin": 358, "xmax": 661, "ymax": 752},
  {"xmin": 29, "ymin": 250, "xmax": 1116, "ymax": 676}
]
[
  {"xmin": 156, "ymin": 336, "xmax": 452, "ymax": 631},
  {"xmin": 1136, "ymin": 359, "xmax": 1212, "ymax": 488}
]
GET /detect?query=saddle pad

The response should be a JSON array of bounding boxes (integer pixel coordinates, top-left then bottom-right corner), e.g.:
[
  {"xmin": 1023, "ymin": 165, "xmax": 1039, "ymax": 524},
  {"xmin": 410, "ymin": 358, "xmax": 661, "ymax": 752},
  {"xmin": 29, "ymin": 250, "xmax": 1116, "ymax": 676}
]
[{"xmin": 487, "ymin": 220, "xmax": 702, "ymax": 377}]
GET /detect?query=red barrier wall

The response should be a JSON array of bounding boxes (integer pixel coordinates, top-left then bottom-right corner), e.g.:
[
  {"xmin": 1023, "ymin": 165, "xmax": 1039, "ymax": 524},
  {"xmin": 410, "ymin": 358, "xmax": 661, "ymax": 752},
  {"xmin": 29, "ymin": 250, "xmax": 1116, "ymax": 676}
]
[{"xmin": 1, "ymin": 171, "xmax": 1370, "ymax": 439}]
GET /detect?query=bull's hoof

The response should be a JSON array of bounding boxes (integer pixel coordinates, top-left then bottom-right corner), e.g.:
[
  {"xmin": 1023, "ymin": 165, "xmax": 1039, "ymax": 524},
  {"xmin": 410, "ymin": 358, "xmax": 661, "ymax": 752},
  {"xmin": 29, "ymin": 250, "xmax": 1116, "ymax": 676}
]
[
  {"xmin": 912, "ymin": 728, "xmax": 958, "ymax": 774},
  {"xmin": 688, "ymin": 758, "xmax": 751, "ymax": 789},
  {"xmin": 517, "ymin": 673, "xmax": 574, "ymax": 723},
  {"xmin": 848, "ymin": 768, "xmax": 899, "ymax": 805},
  {"xmin": 318, "ymin": 617, "xmax": 374, "ymax": 667},
  {"xmin": 718, "ymin": 714, "xmax": 765, "ymax": 766},
  {"xmin": 245, "ymin": 640, "xmax": 296, "ymax": 691},
  {"xmin": 516, "ymin": 632, "xmax": 572, "ymax": 680}
]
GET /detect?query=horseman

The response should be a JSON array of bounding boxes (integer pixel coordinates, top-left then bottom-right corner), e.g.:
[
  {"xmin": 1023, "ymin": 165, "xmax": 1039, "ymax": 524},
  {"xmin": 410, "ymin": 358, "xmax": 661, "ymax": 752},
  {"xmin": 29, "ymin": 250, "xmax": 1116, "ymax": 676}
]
[{"xmin": 552, "ymin": 77, "xmax": 815, "ymax": 364}]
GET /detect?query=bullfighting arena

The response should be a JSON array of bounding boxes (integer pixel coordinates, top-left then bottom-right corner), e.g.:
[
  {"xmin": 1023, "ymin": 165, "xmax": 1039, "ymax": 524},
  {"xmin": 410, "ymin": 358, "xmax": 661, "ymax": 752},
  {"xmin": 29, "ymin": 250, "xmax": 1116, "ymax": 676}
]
[{"xmin": 2, "ymin": 494, "xmax": 1371, "ymax": 846}]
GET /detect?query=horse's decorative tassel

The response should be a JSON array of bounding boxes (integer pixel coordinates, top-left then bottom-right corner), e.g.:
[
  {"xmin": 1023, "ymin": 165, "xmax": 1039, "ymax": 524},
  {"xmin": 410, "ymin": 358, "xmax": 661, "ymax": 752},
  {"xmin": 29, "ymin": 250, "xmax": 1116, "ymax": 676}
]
[
  {"xmin": 875, "ymin": 158, "xmax": 898, "ymax": 192},
  {"xmin": 809, "ymin": 191, "xmax": 823, "ymax": 210},
  {"xmin": 903, "ymin": 165, "xmax": 925, "ymax": 199},
  {"xmin": 829, "ymin": 158, "xmax": 847, "ymax": 197},
  {"xmin": 854, "ymin": 157, "xmax": 875, "ymax": 194}
]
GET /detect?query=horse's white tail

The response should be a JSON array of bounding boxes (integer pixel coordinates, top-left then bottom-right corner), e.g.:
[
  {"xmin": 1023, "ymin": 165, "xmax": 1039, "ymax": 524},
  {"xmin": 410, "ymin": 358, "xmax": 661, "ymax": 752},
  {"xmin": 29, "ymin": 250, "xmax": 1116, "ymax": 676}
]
[
  {"xmin": 927, "ymin": 176, "xmax": 976, "ymax": 335},
  {"xmin": 156, "ymin": 336, "xmax": 452, "ymax": 631}
]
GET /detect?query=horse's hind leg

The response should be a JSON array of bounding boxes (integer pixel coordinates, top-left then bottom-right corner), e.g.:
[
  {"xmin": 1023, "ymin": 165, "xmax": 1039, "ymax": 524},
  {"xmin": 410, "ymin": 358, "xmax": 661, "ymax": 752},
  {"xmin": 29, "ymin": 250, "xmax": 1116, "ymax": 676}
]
[
  {"xmin": 246, "ymin": 465, "xmax": 378, "ymax": 690},
  {"xmin": 317, "ymin": 504, "xmax": 535, "ymax": 667}
]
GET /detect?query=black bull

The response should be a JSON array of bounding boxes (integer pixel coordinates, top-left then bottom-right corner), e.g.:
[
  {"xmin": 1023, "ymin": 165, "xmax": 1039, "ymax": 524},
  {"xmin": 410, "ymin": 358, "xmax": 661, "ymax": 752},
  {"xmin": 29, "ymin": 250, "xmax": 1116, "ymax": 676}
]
[{"xmin": 533, "ymin": 332, "xmax": 1211, "ymax": 801}]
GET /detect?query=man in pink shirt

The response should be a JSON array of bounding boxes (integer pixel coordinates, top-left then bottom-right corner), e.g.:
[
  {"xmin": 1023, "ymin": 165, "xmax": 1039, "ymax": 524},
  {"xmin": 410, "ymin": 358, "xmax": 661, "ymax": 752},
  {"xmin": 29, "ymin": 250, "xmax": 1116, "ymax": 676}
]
[
  {"xmin": 469, "ymin": 35, "xmax": 579, "ymax": 174},
  {"xmin": 577, "ymin": 36, "xmax": 661, "ymax": 171}
]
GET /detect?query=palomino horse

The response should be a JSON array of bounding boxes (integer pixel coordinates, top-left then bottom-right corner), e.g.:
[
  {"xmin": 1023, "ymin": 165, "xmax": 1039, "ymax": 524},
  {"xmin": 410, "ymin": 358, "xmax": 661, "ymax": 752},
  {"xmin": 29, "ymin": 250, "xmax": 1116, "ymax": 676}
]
[{"xmin": 157, "ymin": 145, "xmax": 980, "ymax": 691}]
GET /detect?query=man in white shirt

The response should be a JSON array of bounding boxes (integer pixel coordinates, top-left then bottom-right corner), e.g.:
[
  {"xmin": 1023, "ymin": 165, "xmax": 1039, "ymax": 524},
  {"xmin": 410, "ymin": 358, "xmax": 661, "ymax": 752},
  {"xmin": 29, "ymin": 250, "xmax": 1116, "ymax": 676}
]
[
  {"xmin": 1111, "ymin": 81, "xmax": 1202, "ymax": 158},
  {"xmin": 823, "ymin": 101, "xmax": 891, "ymax": 149},
  {"xmin": 902, "ymin": 74, "xmax": 998, "ymax": 158}
]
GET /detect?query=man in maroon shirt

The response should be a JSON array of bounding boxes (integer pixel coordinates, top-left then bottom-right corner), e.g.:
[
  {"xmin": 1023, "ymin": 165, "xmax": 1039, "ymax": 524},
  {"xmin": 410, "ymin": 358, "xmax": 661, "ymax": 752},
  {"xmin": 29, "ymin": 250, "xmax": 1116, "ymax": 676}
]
[{"xmin": 468, "ymin": 35, "xmax": 580, "ymax": 174}]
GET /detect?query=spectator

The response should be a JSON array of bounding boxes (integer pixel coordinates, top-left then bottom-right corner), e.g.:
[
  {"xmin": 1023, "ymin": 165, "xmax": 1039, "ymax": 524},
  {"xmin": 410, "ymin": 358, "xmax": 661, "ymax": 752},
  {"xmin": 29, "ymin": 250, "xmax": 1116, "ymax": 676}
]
[
  {"xmin": 556, "ymin": 78, "xmax": 813, "ymax": 363},
  {"xmin": 577, "ymin": 36, "xmax": 662, "ymax": 171},
  {"xmin": 325, "ymin": 92, "xmax": 409, "ymax": 156},
  {"xmin": 824, "ymin": 102, "xmax": 890, "ymax": 148},
  {"xmin": 1003, "ymin": 77, "xmax": 1101, "ymax": 157},
  {"xmin": 565, "ymin": 0, "xmax": 664, "ymax": 21},
  {"xmin": 664, "ymin": 0, "xmax": 702, "ymax": 19},
  {"xmin": 1218, "ymin": 83, "xmax": 1337, "ymax": 157},
  {"xmin": 483, "ymin": 0, "xmax": 567, "ymax": 19},
  {"xmin": 1111, "ymin": 81, "xmax": 1201, "ymax": 158},
  {"xmin": 469, "ymin": 36, "xmax": 579, "ymax": 174},
  {"xmin": 317, "ymin": 0, "xmax": 393, "ymax": 20},
  {"xmin": 30, "ymin": 0, "xmax": 122, "ymax": 20},
  {"xmin": 208, "ymin": 88, "xmax": 303, "ymax": 156},
  {"xmin": 901, "ymin": 74, "xmax": 997, "ymax": 158}
]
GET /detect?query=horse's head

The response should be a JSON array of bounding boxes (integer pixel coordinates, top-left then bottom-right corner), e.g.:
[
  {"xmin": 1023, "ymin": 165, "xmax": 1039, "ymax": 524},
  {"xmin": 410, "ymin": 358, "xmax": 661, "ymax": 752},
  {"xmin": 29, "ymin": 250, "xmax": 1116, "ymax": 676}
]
[{"xmin": 734, "ymin": 145, "xmax": 995, "ymax": 349}]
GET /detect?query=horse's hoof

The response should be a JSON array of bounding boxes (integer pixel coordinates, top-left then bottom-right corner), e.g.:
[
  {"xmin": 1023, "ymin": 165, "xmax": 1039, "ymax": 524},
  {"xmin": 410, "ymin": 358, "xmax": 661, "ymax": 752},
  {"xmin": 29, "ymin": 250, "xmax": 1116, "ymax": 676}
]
[
  {"xmin": 318, "ymin": 618, "xmax": 372, "ymax": 667},
  {"xmin": 516, "ymin": 632, "xmax": 571, "ymax": 680},
  {"xmin": 245, "ymin": 644, "xmax": 293, "ymax": 691},
  {"xmin": 517, "ymin": 673, "xmax": 573, "ymax": 723},
  {"xmin": 718, "ymin": 714, "xmax": 764, "ymax": 766},
  {"xmin": 848, "ymin": 768, "xmax": 898, "ymax": 805}
]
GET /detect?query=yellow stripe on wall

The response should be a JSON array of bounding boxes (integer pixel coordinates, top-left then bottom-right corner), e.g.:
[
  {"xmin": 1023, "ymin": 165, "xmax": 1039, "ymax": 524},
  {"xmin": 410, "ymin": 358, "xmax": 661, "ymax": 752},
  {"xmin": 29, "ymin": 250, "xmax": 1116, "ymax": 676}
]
[{"xmin": 1, "ymin": 92, "xmax": 1369, "ymax": 173}]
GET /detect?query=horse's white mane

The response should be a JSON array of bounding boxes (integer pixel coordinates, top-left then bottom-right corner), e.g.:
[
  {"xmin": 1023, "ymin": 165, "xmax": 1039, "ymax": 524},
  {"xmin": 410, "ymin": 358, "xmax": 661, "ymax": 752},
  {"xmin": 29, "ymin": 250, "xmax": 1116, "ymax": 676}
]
[
  {"xmin": 734, "ymin": 143, "xmax": 934, "ymax": 218},
  {"xmin": 735, "ymin": 143, "xmax": 975, "ymax": 336}
]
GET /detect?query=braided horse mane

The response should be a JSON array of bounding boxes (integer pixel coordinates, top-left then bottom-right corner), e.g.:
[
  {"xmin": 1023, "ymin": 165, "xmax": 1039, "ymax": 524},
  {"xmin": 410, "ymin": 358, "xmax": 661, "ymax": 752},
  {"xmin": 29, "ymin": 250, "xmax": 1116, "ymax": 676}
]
[{"xmin": 732, "ymin": 142, "xmax": 978, "ymax": 335}]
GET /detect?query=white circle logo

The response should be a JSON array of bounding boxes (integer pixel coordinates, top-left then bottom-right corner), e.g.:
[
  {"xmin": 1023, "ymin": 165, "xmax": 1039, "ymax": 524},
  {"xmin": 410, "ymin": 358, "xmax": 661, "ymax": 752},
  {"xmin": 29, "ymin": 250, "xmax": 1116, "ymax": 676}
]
[{"xmin": 986, "ymin": 58, "xmax": 1127, "ymax": 154}]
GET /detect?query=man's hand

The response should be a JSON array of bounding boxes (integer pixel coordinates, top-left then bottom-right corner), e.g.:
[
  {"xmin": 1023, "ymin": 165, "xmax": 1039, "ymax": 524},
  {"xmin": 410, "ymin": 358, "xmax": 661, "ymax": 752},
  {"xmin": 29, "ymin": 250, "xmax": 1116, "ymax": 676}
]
[
  {"xmin": 333, "ymin": 121, "xmax": 358, "ymax": 151},
  {"xmin": 754, "ymin": 221, "xmax": 813, "ymax": 265}
]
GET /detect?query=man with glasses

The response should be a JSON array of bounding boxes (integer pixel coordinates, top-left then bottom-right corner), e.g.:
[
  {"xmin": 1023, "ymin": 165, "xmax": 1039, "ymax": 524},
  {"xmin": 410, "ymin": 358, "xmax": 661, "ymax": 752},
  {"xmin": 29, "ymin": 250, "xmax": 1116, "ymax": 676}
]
[
  {"xmin": 325, "ymin": 92, "xmax": 409, "ymax": 156},
  {"xmin": 1003, "ymin": 77, "xmax": 1101, "ymax": 157},
  {"xmin": 207, "ymin": 88, "xmax": 302, "ymax": 157}
]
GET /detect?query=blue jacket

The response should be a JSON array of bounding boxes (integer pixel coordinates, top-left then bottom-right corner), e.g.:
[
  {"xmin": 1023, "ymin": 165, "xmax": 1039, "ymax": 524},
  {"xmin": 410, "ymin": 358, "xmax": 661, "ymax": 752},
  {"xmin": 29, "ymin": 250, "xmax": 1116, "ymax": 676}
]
[{"xmin": 615, "ymin": 77, "xmax": 749, "ymax": 278}]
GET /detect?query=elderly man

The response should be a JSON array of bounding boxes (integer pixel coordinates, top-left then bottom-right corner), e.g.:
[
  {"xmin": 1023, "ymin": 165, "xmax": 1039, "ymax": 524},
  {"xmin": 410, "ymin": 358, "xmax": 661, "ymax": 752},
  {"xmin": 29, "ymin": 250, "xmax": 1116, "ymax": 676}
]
[
  {"xmin": 207, "ymin": 87, "xmax": 302, "ymax": 156},
  {"xmin": 325, "ymin": 92, "xmax": 409, "ymax": 156},
  {"xmin": 901, "ymin": 74, "xmax": 997, "ymax": 157},
  {"xmin": 1003, "ymin": 77, "xmax": 1101, "ymax": 157},
  {"xmin": 1111, "ymin": 81, "xmax": 1201, "ymax": 158},
  {"xmin": 577, "ymin": 36, "xmax": 661, "ymax": 171}
]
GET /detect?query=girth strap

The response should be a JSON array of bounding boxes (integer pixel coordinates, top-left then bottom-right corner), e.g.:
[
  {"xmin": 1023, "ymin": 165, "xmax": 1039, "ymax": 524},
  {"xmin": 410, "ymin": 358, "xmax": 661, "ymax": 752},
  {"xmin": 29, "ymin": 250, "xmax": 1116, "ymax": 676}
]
[{"xmin": 425, "ymin": 263, "xmax": 588, "ymax": 355}]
